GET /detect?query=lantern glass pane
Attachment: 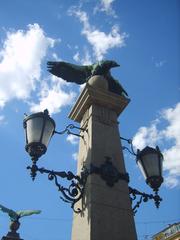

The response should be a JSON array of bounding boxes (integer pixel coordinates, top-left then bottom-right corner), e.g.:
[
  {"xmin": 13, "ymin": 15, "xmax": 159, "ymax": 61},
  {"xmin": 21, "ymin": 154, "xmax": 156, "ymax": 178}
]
[
  {"xmin": 137, "ymin": 161, "xmax": 147, "ymax": 179},
  {"xmin": 42, "ymin": 120, "xmax": 55, "ymax": 147},
  {"xmin": 26, "ymin": 117, "xmax": 44, "ymax": 143},
  {"xmin": 140, "ymin": 153, "xmax": 160, "ymax": 178}
]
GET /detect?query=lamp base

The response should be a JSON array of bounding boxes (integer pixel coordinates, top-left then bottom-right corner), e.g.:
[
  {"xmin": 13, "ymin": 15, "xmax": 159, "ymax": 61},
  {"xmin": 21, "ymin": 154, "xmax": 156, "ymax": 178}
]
[
  {"xmin": 146, "ymin": 176, "xmax": 163, "ymax": 192},
  {"xmin": 25, "ymin": 142, "xmax": 47, "ymax": 159}
]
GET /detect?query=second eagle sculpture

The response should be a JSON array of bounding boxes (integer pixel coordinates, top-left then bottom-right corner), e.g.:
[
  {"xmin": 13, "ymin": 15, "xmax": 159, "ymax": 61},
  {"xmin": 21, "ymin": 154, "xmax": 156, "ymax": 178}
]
[
  {"xmin": 0, "ymin": 204, "xmax": 41, "ymax": 233},
  {"xmin": 47, "ymin": 60, "xmax": 128, "ymax": 97}
]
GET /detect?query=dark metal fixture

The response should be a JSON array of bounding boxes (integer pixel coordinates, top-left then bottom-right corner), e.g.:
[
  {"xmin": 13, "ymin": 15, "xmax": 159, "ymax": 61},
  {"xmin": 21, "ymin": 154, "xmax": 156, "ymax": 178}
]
[
  {"xmin": 26, "ymin": 157, "xmax": 130, "ymax": 213},
  {"xmin": 121, "ymin": 137, "xmax": 163, "ymax": 189},
  {"xmin": 129, "ymin": 187, "xmax": 162, "ymax": 215},
  {"xmin": 136, "ymin": 146, "xmax": 163, "ymax": 193},
  {"xmin": 23, "ymin": 109, "xmax": 56, "ymax": 161},
  {"xmin": 120, "ymin": 136, "xmax": 164, "ymax": 212},
  {"xmin": 26, "ymin": 165, "xmax": 84, "ymax": 213},
  {"xmin": 23, "ymin": 109, "xmax": 86, "ymax": 179},
  {"xmin": 23, "ymin": 110, "xmax": 164, "ymax": 214}
]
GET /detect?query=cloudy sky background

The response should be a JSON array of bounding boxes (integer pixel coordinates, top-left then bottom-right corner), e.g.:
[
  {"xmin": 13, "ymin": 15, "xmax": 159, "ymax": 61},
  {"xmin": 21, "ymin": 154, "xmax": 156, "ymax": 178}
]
[{"xmin": 0, "ymin": 1, "xmax": 179, "ymax": 239}]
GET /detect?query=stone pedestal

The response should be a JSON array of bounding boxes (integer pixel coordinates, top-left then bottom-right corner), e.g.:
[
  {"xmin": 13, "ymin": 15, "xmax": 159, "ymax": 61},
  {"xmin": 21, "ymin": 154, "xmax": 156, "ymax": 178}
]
[
  {"xmin": 69, "ymin": 78, "xmax": 137, "ymax": 240},
  {"xmin": 1, "ymin": 231, "xmax": 23, "ymax": 240}
]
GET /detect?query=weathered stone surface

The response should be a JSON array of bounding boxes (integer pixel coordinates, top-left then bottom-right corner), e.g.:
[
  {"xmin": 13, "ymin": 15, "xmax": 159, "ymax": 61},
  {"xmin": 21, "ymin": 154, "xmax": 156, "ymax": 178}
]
[
  {"xmin": 88, "ymin": 75, "xmax": 108, "ymax": 90},
  {"xmin": 70, "ymin": 79, "xmax": 137, "ymax": 240},
  {"xmin": 68, "ymin": 84, "xmax": 130, "ymax": 123}
]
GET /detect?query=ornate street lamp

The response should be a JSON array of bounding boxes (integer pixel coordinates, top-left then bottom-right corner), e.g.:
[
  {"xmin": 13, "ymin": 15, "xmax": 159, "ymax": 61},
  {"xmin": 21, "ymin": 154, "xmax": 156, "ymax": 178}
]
[
  {"xmin": 136, "ymin": 146, "xmax": 163, "ymax": 193},
  {"xmin": 23, "ymin": 109, "xmax": 56, "ymax": 162},
  {"xmin": 23, "ymin": 109, "xmax": 86, "ymax": 181},
  {"xmin": 23, "ymin": 109, "xmax": 164, "ymax": 214}
]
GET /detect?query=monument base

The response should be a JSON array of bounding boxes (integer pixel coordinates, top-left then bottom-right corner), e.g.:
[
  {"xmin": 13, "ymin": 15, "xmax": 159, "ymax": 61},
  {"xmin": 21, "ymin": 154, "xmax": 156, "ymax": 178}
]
[{"xmin": 1, "ymin": 231, "xmax": 23, "ymax": 240}]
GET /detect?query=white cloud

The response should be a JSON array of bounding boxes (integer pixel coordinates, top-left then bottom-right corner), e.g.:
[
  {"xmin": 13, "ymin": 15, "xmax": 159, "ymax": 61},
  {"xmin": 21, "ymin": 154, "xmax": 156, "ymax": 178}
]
[
  {"xmin": 0, "ymin": 24, "xmax": 75, "ymax": 115},
  {"xmin": 161, "ymin": 103, "xmax": 180, "ymax": 188},
  {"xmin": 132, "ymin": 102, "xmax": 180, "ymax": 188},
  {"xmin": 133, "ymin": 119, "xmax": 162, "ymax": 150},
  {"xmin": 52, "ymin": 52, "xmax": 62, "ymax": 61},
  {"xmin": 155, "ymin": 60, "xmax": 166, "ymax": 68},
  {"xmin": 73, "ymin": 48, "xmax": 92, "ymax": 65},
  {"xmin": 79, "ymin": 83, "xmax": 86, "ymax": 92},
  {"xmin": 30, "ymin": 77, "xmax": 76, "ymax": 115},
  {"xmin": 94, "ymin": 0, "xmax": 117, "ymax": 17},
  {"xmin": 152, "ymin": 57, "xmax": 166, "ymax": 68},
  {"xmin": 164, "ymin": 175, "xmax": 179, "ymax": 189},
  {"xmin": 72, "ymin": 152, "xmax": 78, "ymax": 161},
  {"xmin": 0, "ymin": 115, "xmax": 6, "ymax": 125},
  {"xmin": 72, "ymin": 48, "xmax": 91, "ymax": 93},
  {"xmin": 0, "ymin": 24, "xmax": 55, "ymax": 108},
  {"xmin": 73, "ymin": 52, "xmax": 80, "ymax": 62},
  {"xmin": 161, "ymin": 104, "xmax": 180, "ymax": 143},
  {"xmin": 68, "ymin": 7, "xmax": 127, "ymax": 60},
  {"xmin": 66, "ymin": 134, "xmax": 79, "ymax": 145}
]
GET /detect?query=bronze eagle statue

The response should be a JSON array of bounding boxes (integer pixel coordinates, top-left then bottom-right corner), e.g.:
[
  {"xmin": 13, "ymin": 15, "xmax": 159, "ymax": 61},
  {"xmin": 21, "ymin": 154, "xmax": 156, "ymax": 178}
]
[
  {"xmin": 0, "ymin": 204, "xmax": 41, "ymax": 222},
  {"xmin": 0, "ymin": 204, "xmax": 41, "ymax": 235},
  {"xmin": 47, "ymin": 60, "xmax": 128, "ymax": 96}
]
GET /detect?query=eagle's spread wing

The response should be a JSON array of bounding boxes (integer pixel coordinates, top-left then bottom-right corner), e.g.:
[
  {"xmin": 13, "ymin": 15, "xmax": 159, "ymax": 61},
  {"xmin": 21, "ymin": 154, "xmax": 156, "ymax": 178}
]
[
  {"xmin": 16, "ymin": 210, "xmax": 41, "ymax": 218},
  {"xmin": 0, "ymin": 204, "xmax": 18, "ymax": 221},
  {"xmin": 0, "ymin": 204, "xmax": 12, "ymax": 214},
  {"xmin": 47, "ymin": 61, "xmax": 91, "ymax": 84}
]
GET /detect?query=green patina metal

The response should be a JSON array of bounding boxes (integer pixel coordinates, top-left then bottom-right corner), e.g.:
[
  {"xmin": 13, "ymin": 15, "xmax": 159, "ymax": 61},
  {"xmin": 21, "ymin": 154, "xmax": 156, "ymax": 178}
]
[{"xmin": 47, "ymin": 60, "xmax": 129, "ymax": 97}]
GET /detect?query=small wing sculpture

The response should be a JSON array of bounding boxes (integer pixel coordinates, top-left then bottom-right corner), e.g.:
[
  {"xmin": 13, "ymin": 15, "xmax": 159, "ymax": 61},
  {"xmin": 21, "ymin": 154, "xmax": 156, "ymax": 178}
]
[
  {"xmin": 0, "ymin": 204, "xmax": 41, "ymax": 221},
  {"xmin": 16, "ymin": 210, "xmax": 41, "ymax": 218},
  {"xmin": 0, "ymin": 204, "xmax": 19, "ymax": 221}
]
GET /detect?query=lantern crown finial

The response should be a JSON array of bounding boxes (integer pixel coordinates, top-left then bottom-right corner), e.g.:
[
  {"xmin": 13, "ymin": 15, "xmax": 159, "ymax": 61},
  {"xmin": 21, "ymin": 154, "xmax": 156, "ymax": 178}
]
[{"xmin": 44, "ymin": 109, "xmax": 49, "ymax": 115}]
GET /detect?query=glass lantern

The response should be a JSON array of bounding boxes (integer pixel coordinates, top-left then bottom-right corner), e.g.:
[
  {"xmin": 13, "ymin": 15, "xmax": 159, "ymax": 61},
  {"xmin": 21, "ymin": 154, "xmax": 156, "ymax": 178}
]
[
  {"xmin": 136, "ymin": 146, "xmax": 163, "ymax": 192},
  {"xmin": 23, "ymin": 109, "xmax": 55, "ymax": 160}
]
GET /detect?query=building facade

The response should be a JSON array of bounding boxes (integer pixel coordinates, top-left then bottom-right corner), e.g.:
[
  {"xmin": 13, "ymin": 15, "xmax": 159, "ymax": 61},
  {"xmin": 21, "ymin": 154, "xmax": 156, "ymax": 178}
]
[{"xmin": 152, "ymin": 222, "xmax": 180, "ymax": 240}]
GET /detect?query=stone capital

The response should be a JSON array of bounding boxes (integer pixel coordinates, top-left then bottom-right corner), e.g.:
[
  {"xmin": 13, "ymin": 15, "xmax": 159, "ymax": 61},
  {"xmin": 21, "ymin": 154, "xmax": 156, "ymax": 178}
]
[{"xmin": 69, "ymin": 83, "xmax": 130, "ymax": 123}]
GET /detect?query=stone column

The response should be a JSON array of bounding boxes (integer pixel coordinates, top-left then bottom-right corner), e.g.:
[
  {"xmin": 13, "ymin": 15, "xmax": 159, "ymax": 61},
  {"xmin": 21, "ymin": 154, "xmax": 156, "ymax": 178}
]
[{"xmin": 69, "ymin": 76, "xmax": 137, "ymax": 240}]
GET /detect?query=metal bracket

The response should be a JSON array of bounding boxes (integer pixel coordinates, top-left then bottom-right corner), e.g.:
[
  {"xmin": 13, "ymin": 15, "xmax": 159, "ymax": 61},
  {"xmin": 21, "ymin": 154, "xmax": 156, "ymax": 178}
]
[
  {"xmin": 27, "ymin": 164, "xmax": 84, "ymax": 213},
  {"xmin": 27, "ymin": 157, "xmax": 162, "ymax": 214},
  {"xmin": 120, "ymin": 137, "xmax": 137, "ymax": 156},
  {"xmin": 54, "ymin": 124, "xmax": 87, "ymax": 138},
  {"xmin": 129, "ymin": 186, "xmax": 162, "ymax": 215},
  {"xmin": 27, "ymin": 157, "xmax": 129, "ymax": 213}
]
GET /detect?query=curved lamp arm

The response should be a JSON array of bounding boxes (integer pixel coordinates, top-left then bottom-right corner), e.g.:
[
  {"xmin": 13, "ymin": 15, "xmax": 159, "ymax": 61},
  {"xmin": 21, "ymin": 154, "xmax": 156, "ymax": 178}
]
[
  {"xmin": 120, "ymin": 137, "xmax": 137, "ymax": 156},
  {"xmin": 54, "ymin": 124, "xmax": 87, "ymax": 138}
]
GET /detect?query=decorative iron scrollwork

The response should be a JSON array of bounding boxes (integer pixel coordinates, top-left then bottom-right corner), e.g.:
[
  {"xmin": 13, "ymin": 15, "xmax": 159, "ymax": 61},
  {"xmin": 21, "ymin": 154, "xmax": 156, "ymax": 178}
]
[
  {"xmin": 27, "ymin": 157, "xmax": 162, "ymax": 214},
  {"xmin": 129, "ymin": 186, "xmax": 162, "ymax": 215},
  {"xmin": 27, "ymin": 164, "xmax": 84, "ymax": 213},
  {"xmin": 87, "ymin": 157, "xmax": 129, "ymax": 187},
  {"xmin": 54, "ymin": 124, "xmax": 87, "ymax": 138},
  {"xmin": 27, "ymin": 157, "xmax": 129, "ymax": 213}
]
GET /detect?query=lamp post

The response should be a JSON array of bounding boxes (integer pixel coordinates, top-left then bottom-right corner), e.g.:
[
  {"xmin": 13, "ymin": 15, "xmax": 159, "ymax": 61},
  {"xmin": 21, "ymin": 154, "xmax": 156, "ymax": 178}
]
[{"xmin": 23, "ymin": 79, "xmax": 164, "ymax": 240}]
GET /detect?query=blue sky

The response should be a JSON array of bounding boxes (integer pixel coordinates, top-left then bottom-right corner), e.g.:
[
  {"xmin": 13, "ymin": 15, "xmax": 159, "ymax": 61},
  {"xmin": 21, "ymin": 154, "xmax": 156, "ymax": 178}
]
[{"xmin": 0, "ymin": 0, "xmax": 179, "ymax": 239}]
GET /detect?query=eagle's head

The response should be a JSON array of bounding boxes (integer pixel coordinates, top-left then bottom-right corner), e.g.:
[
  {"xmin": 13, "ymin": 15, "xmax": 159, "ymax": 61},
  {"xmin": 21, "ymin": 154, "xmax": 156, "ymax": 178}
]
[
  {"xmin": 102, "ymin": 60, "xmax": 120, "ymax": 70},
  {"xmin": 110, "ymin": 60, "xmax": 120, "ymax": 68}
]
